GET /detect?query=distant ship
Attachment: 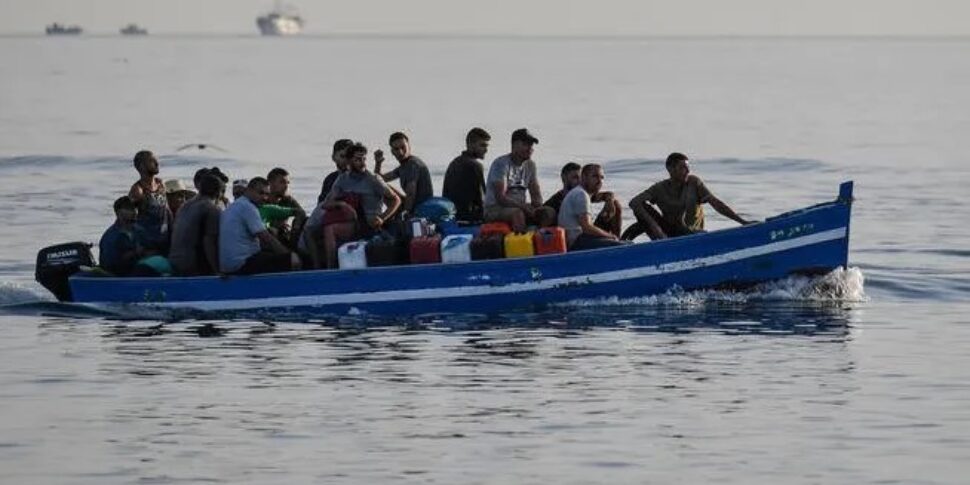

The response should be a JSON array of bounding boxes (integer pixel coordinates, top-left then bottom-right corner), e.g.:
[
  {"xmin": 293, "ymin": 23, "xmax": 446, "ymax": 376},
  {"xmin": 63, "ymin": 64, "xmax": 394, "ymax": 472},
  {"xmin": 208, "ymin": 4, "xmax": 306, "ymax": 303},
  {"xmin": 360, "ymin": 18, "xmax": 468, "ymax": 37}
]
[
  {"xmin": 256, "ymin": 2, "xmax": 304, "ymax": 36},
  {"xmin": 46, "ymin": 23, "xmax": 83, "ymax": 35},
  {"xmin": 120, "ymin": 24, "xmax": 148, "ymax": 36}
]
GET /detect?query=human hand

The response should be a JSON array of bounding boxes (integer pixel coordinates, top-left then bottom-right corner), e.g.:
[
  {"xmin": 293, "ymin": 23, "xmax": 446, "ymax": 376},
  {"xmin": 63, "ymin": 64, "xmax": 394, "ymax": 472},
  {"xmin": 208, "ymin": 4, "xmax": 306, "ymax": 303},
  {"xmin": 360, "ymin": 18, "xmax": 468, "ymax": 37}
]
[
  {"xmin": 369, "ymin": 215, "xmax": 383, "ymax": 229},
  {"xmin": 374, "ymin": 149, "xmax": 385, "ymax": 167}
]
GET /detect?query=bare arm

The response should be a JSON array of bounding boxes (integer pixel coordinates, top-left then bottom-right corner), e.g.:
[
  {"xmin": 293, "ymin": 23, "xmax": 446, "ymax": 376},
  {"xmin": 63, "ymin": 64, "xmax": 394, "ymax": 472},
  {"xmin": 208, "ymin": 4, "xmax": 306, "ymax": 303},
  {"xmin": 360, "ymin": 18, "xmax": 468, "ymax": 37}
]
[
  {"xmin": 203, "ymin": 234, "xmax": 219, "ymax": 274},
  {"xmin": 528, "ymin": 177, "xmax": 543, "ymax": 208},
  {"xmin": 708, "ymin": 195, "xmax": 750, "ymax": 225},
  {"xmin": 629, "ymin": 190, "xmax": 667, "ymax": 240},
  {"xmin": 373, "ymin": 186, "xmax": 401, "ymax": 228},
  {"xmin": 256, "ymin": 231, "xmax": 289, "ymax": 254},
  {"xmin": 579, "ymin": 213, "xmax": 617, "ymax": 239},
  {"xmin": 401, "ymin": 180, "xmax": 418, "ymax": 214}
]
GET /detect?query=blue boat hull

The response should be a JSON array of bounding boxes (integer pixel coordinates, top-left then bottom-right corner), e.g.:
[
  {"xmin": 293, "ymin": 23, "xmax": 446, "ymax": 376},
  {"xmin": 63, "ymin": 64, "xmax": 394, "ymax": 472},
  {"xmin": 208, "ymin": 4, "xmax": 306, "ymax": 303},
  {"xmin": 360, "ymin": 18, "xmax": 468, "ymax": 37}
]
[{"xmin": 68, "ymin": 182, "xmax": 854, "ymax": 316}]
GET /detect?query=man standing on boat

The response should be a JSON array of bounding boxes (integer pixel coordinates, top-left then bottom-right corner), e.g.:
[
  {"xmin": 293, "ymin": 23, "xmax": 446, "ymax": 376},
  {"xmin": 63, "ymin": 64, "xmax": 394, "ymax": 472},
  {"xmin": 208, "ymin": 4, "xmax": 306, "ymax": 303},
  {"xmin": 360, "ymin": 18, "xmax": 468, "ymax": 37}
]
[
  {"xmin": 559, "ymin": 164, "xmax": 627, "ymax": 251},
  {"xmin": 128, "ymin": 150, "xmax": 173, "ymax": 254},
  {"xmin": 622, "ymin": 152, "xmax": 753, "ymax": 240},
  {"xmin": 318, "ymin": 139, "xmax": 353, "ymax": 204},
  {"xmin": 483, "ymin": 128, "xmax": 555, "ymax": 232},
  {"xmin": 374, "ymin": 132, "xmax": 434, "ymax": 218},
  {"xmin": 442, "ymin": 127, "xmax": 490, "ymax": 223}
]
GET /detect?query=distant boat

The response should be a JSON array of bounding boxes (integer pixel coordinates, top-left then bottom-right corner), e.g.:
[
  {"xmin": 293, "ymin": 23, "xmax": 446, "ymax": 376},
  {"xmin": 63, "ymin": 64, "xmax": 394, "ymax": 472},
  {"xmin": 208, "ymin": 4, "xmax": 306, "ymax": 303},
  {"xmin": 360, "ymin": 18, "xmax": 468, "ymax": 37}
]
[
  {"xmin": 120, "ymin": 24, "xmax": 148, "ymax": 36},
  {"xmin": 46, "ymin": 23, "xmax": 83, "ymax": 35},
  {"xmin": 256, "ymin": 2, "xmax": 304, "ymax": 36}
]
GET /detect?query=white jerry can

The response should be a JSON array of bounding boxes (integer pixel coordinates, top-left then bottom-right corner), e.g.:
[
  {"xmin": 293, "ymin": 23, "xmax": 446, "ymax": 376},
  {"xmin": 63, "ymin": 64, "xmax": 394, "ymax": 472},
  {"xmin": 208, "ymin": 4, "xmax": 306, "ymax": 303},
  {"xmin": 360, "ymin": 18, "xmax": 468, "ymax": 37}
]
[
  {"xmin": 337, "ymin": 240, "xmax": 369, "ymax": 269},
  {"xmin": 441, "ymin": 234, "xmax": 474, "ymax": 263}
]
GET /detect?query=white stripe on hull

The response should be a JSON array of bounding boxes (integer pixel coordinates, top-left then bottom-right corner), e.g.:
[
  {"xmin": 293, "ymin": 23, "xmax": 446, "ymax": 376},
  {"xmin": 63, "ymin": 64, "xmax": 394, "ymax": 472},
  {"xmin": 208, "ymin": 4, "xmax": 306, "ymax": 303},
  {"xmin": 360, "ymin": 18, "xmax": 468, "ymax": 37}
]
[{"xmin": 92, "ymin": 227, "xmax": 847, "ymax": 311}]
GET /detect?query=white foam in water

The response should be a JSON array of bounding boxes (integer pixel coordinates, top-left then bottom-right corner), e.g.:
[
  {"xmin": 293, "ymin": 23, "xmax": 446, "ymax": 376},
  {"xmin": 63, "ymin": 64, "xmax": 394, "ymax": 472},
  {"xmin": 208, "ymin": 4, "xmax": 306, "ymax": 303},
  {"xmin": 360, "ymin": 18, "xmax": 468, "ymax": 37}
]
[
  {"xmin": 559, "ymin": 267, "xmax": 867, "ymax": 308},
  {"xmin": 0, "ymin": 281, "xmax": 50, "ymax": 305}
]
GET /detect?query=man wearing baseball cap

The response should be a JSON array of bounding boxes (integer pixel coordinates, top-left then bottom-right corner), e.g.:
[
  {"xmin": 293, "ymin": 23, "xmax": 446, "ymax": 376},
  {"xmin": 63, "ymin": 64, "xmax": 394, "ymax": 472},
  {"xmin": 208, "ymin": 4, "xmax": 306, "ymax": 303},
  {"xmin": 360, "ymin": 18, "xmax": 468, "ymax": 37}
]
[{"xmin": 483, "ymin": 128, "xmax": 554, "ymax": 232}]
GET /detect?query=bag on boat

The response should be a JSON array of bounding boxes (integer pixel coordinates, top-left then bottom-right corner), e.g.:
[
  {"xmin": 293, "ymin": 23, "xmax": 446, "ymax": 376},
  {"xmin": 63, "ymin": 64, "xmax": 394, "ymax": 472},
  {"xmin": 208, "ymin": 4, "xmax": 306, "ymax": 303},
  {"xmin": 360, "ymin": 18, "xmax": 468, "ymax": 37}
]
[
  {"xmin": 322, "ymin": 193, "xmax": 363, "ymax": 225},
  {"xmin": 413, "ymin": 197, "xmax": 456, "ymax": 225},
  {"xmin": 438, "ymin": 220, "xmax": 480, "ymax": 237}
]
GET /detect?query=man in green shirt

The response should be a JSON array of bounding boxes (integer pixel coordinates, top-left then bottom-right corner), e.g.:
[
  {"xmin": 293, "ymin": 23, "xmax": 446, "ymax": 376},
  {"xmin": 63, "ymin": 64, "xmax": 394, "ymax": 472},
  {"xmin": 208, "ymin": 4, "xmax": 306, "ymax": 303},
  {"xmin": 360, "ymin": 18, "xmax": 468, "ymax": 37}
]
[{"xmin": 623, "ymin": 152, "xmax": 753, "ymax": 240}]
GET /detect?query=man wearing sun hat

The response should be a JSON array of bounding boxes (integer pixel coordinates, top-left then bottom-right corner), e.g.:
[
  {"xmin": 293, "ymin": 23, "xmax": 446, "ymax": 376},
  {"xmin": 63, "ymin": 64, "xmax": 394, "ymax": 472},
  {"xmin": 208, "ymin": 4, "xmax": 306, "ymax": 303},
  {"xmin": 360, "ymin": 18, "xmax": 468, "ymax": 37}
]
[{"xmin": 164, "ymin": 179, "xmax": 196, "ymax": 216}]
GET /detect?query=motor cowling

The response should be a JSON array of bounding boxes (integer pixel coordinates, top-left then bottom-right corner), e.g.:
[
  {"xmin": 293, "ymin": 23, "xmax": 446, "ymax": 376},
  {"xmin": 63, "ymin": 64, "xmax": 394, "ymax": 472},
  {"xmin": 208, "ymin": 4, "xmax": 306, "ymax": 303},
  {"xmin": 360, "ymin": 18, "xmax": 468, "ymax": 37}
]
[{"xmin": 35, "ymin": 242, "xmax": 95, "ymax": 302}]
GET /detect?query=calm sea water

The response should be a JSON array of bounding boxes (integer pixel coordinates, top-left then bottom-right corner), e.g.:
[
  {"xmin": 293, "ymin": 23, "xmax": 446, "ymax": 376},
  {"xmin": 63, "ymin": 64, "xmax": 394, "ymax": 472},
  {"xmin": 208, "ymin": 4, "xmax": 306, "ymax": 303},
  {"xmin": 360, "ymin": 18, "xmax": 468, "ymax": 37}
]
[{"xmin": 1, "ymin": 36, "xmax": 968, "ymax": 483}]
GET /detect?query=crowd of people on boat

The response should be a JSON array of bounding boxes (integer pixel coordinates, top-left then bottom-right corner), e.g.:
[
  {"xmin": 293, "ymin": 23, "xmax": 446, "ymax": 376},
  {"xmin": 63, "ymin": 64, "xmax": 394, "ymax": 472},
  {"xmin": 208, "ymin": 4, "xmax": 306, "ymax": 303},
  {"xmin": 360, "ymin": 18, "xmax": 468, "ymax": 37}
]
[{"xmin": 98, "ymin": 127, "xmax": 754, "ymax": 277}]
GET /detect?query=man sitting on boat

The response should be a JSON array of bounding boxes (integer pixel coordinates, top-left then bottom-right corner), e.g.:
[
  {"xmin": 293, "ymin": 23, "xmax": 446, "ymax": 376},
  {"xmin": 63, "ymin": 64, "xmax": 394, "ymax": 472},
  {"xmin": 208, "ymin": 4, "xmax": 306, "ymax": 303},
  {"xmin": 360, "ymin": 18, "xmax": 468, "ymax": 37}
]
[
  {"xmin": 168, "ymin": 174, "xmax": 224, "ymax": 276},
  {"xmin": 127, "ymin": 150, "xmax": 173, "ymax": 255},
  {"xmin": 318, "ymin": 139, "xmax": 353, "ymax": 203},
  {"xmin": 544, "ymin": 162, "xmax": 623, "ymax": 238},
  {"xmin": 442, "ymin": 127, "xmax": 490, "ymax": 223},
  {"xmin": 193, "ymin": 167, "xmax": 230, "ymax": 209},
  {"xmin": 622, "ymin": 152, "xmax": 753, "ymax": 240},
  {"xmin": 559, "ymin": 164, "xmax": 627, "ymax": 251},
  {"xmin": 98, "ymin": 196, "xmax": 144, "ymax": 276},
  {"xmin": 266, "ymin": 167, "xmax": 307, "ymax": 249},
  {"xmin": 319, "ymin": 142, "xmax": 402, "ymax": 269},
  {"xmin": 219, "ymin": 177, "xmax": 301, "ymax": 275},
  {"xmin": 483, "ymin": 128, "xmax": 556, "ymax": 232},
  {"xmin": 375, "ymin": 132, "xmax": 434, "ymax": 219}
]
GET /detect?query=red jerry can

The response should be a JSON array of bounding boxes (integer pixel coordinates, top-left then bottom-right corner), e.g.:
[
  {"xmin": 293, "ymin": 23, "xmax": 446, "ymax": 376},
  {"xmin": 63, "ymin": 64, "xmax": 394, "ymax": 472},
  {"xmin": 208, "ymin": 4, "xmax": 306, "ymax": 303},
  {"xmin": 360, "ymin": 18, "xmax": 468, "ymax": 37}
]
[
  {"xmin": 479, "ymin": 222, "xmax": 512, "ymax": 237},
  {"xmin": 409, "ymin": 235, "xmax": 442, "ymax": 264}
]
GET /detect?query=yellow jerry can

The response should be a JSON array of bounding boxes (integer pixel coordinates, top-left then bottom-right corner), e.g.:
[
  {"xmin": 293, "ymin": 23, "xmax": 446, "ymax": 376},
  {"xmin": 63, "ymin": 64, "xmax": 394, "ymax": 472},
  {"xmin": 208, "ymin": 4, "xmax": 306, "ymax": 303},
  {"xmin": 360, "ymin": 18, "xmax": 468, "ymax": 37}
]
[{"xmin": 504, "ymin": 231, "xmax": 536, "ymax": 258}]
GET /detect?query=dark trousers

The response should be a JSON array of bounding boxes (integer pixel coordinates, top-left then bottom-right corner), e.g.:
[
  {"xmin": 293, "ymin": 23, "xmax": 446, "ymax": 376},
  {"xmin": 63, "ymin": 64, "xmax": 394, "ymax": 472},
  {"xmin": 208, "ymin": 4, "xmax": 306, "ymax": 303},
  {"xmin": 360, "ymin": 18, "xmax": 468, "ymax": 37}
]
[
  {"xmin": 570, "ymin": 233, "xmax": 628, "ymax": 251},
  {"xmin": 620, "ymin": 205, "xmax": 691, "ymax": 241},
  {"xmin": 237, "ymin": 251, "xmax": 291, "ymax": 275}
]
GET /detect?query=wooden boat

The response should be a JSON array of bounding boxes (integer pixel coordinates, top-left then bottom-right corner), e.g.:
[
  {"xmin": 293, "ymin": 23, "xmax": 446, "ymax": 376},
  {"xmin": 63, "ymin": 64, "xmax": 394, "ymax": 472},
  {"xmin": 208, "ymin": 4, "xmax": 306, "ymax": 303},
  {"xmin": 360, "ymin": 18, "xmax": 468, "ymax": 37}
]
[{"xmin": 38, "ymin": 182, "xmax": 854, "ymax": 317}]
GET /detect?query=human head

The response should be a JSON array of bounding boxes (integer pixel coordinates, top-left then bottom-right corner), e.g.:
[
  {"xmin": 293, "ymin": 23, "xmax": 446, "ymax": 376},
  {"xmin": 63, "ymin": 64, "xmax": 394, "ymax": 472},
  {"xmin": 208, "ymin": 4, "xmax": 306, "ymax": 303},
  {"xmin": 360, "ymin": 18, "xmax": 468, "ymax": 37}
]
[
  {"xmin": 232, "ymin": 179, "xmax": 248, "ymax": 200},
  {"xmin": 510, "ymin": 128, "xmax": 538, "ymax": 161},
  {"xmin": 581, "ymin": 163, "xmax": 605, "ymax": 195},
  {"xmin": 560, "ymin": 162, "xmax": 581, "ymax": 190},
  {"xmin": 245, "ymin": 177, "xmax": 271, "ymax": 205},
  {"xmin": 113, "ymin": 195, "xmax": 137, "ymax": 224},
  {"xmin": 164, "ymin": 179, "xmax": 194, "ymax": 214},
  {"xmin": 198, "ymin": 174, "xmax": 226, "ymax": 199},
  {"xmin": 345, "ymin": 142, "xmax": 368, "ymax": 173},
  {"xmin": 388, "ymin": 132, "xmax": 411, "ymax": 163},
  {"xmin": 332, "ymin": 138, "xmax": 353, "ymax": 170},
  {"xmin": 193, "ymin": 168, "xmax": 211, "ymax": 190},
  {"xmin": 133, "ymin": 150, "xmax": 159, "ymax": 176},
  {"xmin": 267, "ymin": 167, "xmax": 290, "ymax": 196},
  {"xmin": 665, "ymin": 152, "xmax": 690, "ymax": 184},
  {"xmin": 465, "ymin": 127, "xmax": 491, "ymax": 159}
]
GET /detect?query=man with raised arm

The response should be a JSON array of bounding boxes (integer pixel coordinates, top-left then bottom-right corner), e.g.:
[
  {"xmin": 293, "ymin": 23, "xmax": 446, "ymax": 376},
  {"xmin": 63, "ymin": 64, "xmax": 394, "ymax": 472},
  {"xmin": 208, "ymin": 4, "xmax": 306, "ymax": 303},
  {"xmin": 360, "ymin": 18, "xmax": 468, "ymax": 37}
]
[{"xmin": 374, "ymin": 132, "xmax": 433, "ymax": 217}]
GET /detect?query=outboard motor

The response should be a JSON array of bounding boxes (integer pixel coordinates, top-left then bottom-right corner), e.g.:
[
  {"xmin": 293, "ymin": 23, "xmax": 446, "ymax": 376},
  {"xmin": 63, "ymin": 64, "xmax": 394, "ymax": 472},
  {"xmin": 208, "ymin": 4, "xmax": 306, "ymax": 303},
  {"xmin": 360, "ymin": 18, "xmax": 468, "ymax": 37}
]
[{"xmin": 35, "ymin": 242, "xmax": 95, "ymax": 302}]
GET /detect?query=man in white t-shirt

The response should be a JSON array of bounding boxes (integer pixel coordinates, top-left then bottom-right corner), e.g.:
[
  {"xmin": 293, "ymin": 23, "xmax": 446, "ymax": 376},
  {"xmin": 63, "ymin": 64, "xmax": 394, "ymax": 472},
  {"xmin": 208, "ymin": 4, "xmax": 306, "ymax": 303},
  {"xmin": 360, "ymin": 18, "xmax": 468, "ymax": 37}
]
[{"xmin": 558, "ymin": 164, "xmax": 628, "ymax": 251}]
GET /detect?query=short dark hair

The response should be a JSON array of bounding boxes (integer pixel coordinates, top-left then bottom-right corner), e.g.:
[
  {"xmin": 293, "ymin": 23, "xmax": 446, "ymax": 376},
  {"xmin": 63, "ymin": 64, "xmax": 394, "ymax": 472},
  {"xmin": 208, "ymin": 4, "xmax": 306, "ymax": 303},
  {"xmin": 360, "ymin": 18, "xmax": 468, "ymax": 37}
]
[
  {"xmin": 560, "ymin": 162, "xmax": 581, "ymax": 177},
  {"xmin": 193, "ymin": 168, "xmax": 211, "ymax": 188},
  {"xmin": 581, "ymin": 163, "xmax": 602, "ymax": 178},
  {"xmin": 247, "ymin": 177, "xmax": 269, "ymax": 190},
  {"xmin": 332, "ymin": 139, "xmax": 353, "ymax": 154},
  {"xmin": 208, "ymin": 166, "xmax": 229, "ymax": 184},
  {"xmin": 113, "ymin": 195, "xmax": 136, "ymax": 212},
  {"xmin": 133, "ymin": 150, "xmax": 154, "ymax": 170},
  {"xmin": 665, "ymin": 152, "xmax": 688, "ymax": 169},
  {"xmin": 388, "ymin": 132, "xmax": 409, "ymax": 145},
  {"xmin": 346, "ymin": 142, "xmax": 368, "ymax": 158},
  {"xmin": 466, "ymin": 127, "xmax": 491, "ymax": 144},
  {"xmin": 267, "ymin": 167, "xmax": 289, "ymax": 182},
  {"xmin": 198, "ymin": 174, "xmax": 225, "ymax": 198}
]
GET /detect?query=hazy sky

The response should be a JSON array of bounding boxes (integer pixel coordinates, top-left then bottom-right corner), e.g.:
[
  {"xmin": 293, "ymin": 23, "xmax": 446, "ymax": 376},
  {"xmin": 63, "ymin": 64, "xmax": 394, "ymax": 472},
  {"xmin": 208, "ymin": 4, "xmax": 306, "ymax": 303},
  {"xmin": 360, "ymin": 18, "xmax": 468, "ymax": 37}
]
[{"xmin": 1, "ymin": 0, "xmax": 968, "ymax": 36}]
